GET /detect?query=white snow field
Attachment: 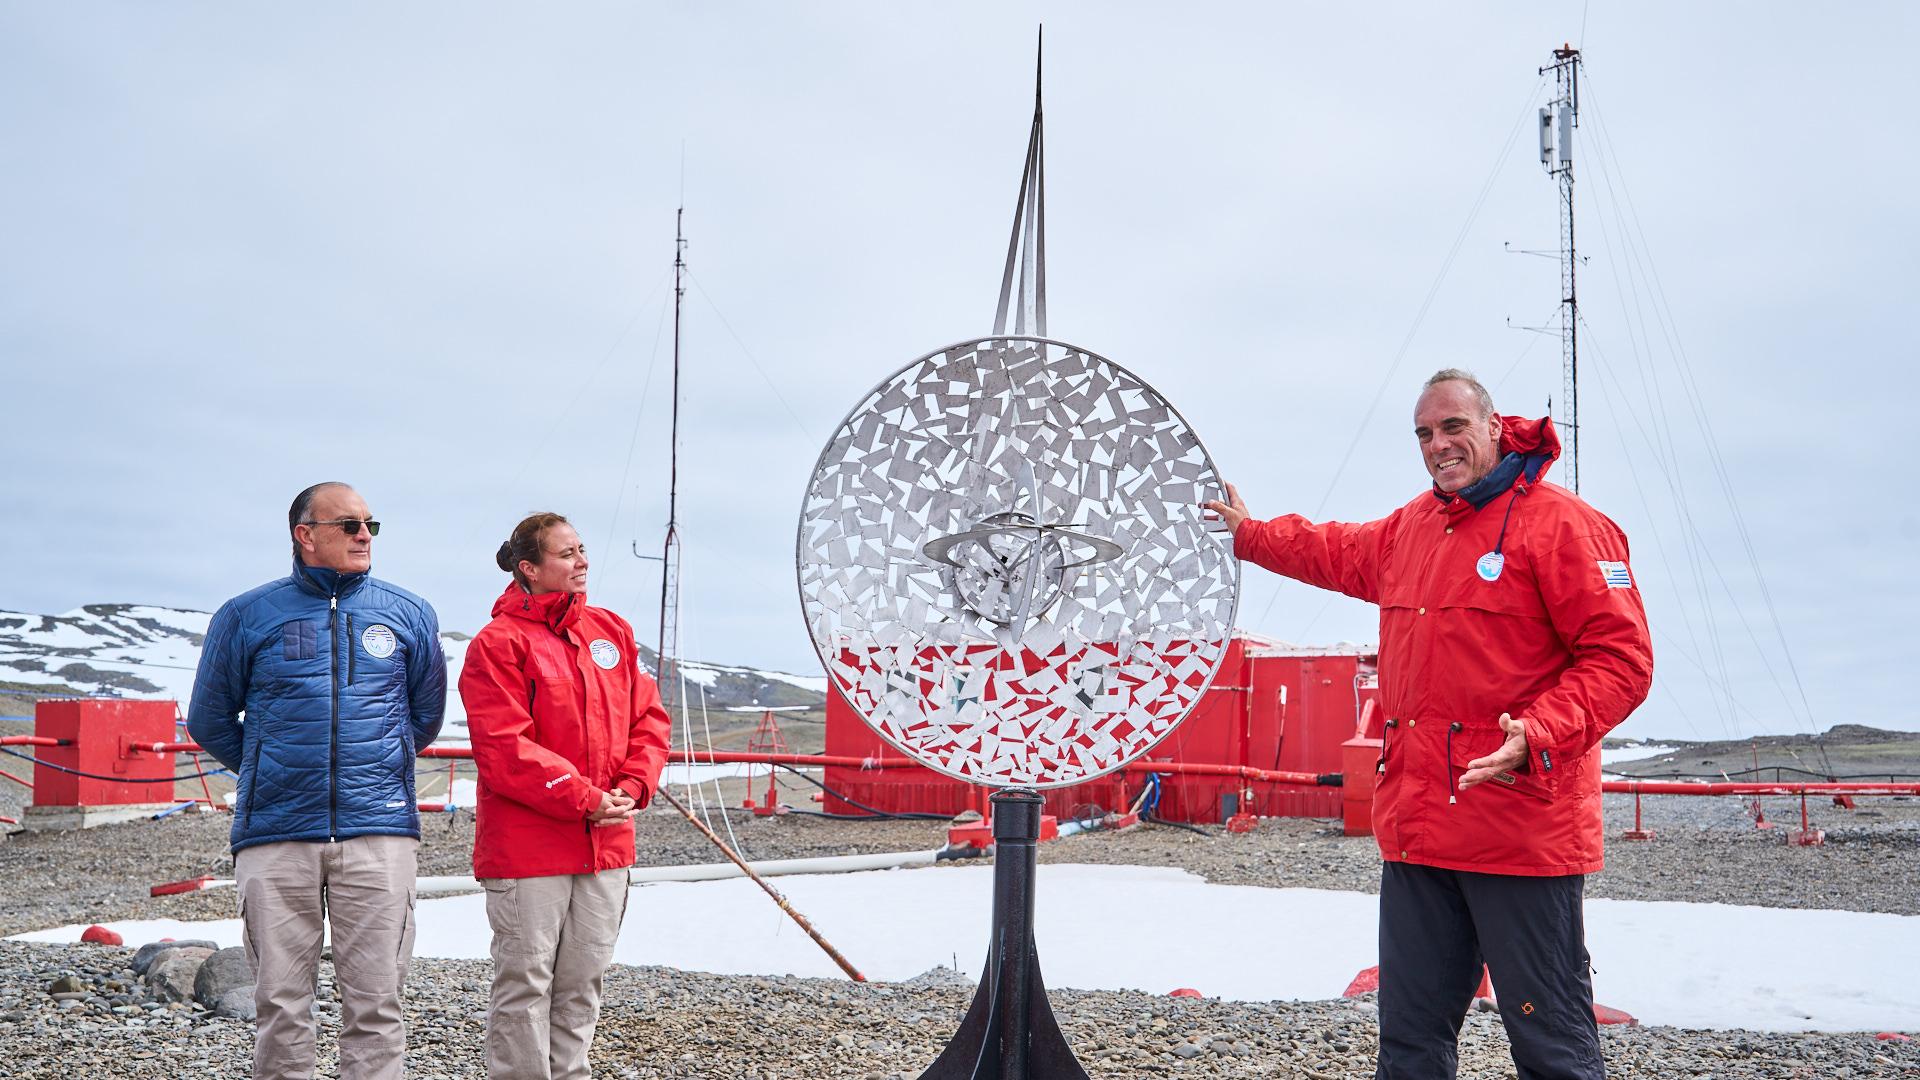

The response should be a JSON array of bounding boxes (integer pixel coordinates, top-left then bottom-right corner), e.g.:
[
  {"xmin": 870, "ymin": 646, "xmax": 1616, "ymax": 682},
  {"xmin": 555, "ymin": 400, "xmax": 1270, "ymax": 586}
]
[{"xmin": 13, "ymin": 864, "xmax": 1915, "ymax": 1032}]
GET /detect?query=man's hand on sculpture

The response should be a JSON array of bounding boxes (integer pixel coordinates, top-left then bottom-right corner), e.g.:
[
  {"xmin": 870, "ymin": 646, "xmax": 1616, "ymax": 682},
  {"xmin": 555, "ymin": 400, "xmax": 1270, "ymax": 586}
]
[
  {"xmin": 1459, "ymin": 712, "xmax": 1530, "ymax": 790},
  {"xmin": 1201, "ymin": 482, "xmax": 1250, "ymax": 536}
]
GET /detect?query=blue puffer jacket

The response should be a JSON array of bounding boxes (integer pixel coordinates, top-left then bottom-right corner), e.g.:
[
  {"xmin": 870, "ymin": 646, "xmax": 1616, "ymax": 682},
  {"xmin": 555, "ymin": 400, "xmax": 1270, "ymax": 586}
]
[{"xmin": 187, "ymin": 561, "xmax": 447, "ymax": 853}]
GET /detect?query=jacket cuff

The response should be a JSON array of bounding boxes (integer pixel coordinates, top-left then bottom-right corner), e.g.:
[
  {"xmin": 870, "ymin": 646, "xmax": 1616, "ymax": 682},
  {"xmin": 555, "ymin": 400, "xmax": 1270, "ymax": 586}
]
[
  {"xmin": 576, "ymin": 783, "xmax": 607, "ymax": 818},
  {"xmin": 613, "ymin": 776, "xmax": 653, "ymax": 809},
  {"xmin": 1520, "ymin": 716, "xmax": 1558, "ymax": 776},
  {"xmin": 1231, "ymin": 517, "xmax": 1259, "ymax": 560}
]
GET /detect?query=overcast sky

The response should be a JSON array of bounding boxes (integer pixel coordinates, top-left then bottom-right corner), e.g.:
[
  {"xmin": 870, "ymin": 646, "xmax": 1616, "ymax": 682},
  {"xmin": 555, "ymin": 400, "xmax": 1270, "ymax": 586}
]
[{"xmin": 3, "ymin": 3, "xmax": 1914, "ymax": 741}]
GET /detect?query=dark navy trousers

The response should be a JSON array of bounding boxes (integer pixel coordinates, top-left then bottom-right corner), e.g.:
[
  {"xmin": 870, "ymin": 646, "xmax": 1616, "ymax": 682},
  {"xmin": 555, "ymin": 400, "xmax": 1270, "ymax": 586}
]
[{"xmin": 1375, "ymin": 862, "xmax": 1605, "ymax": 1080}]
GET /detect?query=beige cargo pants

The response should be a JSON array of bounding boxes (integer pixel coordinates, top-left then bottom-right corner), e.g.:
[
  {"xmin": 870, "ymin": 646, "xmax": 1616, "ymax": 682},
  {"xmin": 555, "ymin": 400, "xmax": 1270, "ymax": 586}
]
[
  {"xmin": 481, "ymin": 868, "xmax": 631, "ymax": 1080},
  {"xmin": 235, "ymin": 835, "xmax": 418, "ymax": 1080}
]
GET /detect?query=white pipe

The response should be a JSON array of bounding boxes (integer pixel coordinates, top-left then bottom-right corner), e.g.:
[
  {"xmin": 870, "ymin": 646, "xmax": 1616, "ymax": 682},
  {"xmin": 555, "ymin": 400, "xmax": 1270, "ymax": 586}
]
[
  {"xmin": 629, "ymin": 847, "xmax": 940, "ymax": 883},
  {"xmin": 411, "ymin": 847, "xmax": 941, "ymax": 895}
]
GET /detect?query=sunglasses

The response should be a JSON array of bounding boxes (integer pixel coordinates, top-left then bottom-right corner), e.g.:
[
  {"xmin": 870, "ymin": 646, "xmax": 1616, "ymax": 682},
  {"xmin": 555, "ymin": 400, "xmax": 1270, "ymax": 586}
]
[{"xmin": 304, "ymin": 518, "xmax": 382, "ymax": 537}]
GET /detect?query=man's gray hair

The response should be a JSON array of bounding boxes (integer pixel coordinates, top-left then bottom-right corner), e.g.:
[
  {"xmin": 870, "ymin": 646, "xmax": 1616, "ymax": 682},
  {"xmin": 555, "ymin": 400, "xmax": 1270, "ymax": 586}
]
[
  {"xmin": 1423, "ymin": 368, "xmax": 1495, "ymax": 418},
  {"xmin": 289, "ymin": 481, "xmax": 351, "ymax": 559}
]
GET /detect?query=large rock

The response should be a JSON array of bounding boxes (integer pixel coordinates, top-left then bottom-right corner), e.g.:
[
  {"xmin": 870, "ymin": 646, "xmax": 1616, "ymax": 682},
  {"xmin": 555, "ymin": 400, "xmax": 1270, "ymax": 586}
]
[
  {"xmin": 213, "ymin": 986, "xmax": 257, "ymax": 1021},
  {"xmin": 145, "ymin": 946, "xmax": 214, "ymax": 1002},
  {"xmin": 193, "ymin": 946, "xmax": 254, "ymax": 1009},
  {"xmin": 132, "ymin": 939, "xmax": 219, "ymax": 976}
]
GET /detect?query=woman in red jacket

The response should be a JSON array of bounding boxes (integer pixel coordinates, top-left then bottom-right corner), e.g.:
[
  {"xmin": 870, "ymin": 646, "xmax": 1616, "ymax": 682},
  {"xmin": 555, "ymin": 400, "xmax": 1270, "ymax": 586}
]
[{"xmin": 459, "ymin": 512, "xmax": 672, "ymax": 1080}]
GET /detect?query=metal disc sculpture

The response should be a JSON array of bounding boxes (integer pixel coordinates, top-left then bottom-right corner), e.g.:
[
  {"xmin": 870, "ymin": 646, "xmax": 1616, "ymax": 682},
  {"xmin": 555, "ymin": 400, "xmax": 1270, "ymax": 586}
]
[
  {"xmin": 795, "ymin": 35, "xmax": 1238, "ymax": 1080},
  {"xmin": 797, "ymin": 336, "xmax": 1239, "ymax": 789}
]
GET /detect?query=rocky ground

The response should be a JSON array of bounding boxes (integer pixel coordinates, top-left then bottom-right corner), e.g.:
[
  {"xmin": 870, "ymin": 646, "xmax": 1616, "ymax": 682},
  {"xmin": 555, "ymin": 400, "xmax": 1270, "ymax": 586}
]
[
  {"xmin": 0, "ymin": 739, "xmax": 1914, "ymax": 1077},
  {"xmin": 2, "ymin": 936, "xmax": 1915, "ymax": 1079}
]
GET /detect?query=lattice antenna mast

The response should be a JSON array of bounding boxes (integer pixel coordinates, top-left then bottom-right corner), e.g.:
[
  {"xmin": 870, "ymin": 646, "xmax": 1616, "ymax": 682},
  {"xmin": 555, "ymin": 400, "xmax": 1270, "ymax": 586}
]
[
  {"xmin": 992, "ymin": 28, "xmax": 1047, "ymax": 337},
  {"xmin": 1539, "ymin": 45, "xmax": 1582, "ymax": 492},
  {"xmin": 656, "ymin": 208, "xmax": 686, "ymax": 711}
]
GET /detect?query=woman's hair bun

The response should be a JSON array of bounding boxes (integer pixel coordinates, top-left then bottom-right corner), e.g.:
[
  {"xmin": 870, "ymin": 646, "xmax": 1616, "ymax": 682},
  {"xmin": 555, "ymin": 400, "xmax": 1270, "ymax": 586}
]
[{"xmin": 498, "ymin": 512, "xmax": 570, "ymax": 585}]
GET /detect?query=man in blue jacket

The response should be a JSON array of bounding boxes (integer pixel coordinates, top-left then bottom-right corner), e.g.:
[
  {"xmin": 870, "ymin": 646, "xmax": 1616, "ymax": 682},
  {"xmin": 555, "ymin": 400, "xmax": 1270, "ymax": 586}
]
[{"xmin": 188, "ymin": 481, "xmax": 446, "ymax": 1080}]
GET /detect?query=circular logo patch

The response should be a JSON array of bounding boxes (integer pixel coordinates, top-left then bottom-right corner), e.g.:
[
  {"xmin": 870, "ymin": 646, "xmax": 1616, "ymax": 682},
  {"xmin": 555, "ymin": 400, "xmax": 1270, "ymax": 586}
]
[
  {"xmin": 361, "ymin": 623, "xmax": 397, "ymax": 659},
  {"xmin": 1475, "ymin": 551, "xmax": 1506, "ymax": 582},
  {"xmin": 589, "ymin": 639, "xmax": 620, "ymax": 670}
]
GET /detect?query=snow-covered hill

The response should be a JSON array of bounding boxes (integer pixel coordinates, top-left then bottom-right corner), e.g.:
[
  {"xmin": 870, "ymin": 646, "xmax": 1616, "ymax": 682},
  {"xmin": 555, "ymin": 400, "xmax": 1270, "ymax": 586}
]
[
  {"xmin": 0, "ymin": 604, "xmax": 828, "ymax": 740},
  {"xmin": 0, "ymin": 604, "xmax": 208, "ymax": 709}
]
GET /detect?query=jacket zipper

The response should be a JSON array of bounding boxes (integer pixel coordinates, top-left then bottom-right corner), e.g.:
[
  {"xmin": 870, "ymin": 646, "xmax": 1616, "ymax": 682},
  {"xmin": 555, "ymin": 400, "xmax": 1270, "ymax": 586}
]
[
  {"xmin": 329, "ymin": 593, "xmax": 340, "ymax": 842},
  {"xmin": 347, "ymin": 612, "xmax": 356, "ymax": 684}
]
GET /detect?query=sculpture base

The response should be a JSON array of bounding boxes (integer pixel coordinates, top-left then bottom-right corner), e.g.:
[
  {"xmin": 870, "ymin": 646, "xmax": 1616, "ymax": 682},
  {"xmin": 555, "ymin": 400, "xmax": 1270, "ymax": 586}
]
[{"xmin": 918, "ymin": 789, "xmax": 1090, "ymax": 1080}]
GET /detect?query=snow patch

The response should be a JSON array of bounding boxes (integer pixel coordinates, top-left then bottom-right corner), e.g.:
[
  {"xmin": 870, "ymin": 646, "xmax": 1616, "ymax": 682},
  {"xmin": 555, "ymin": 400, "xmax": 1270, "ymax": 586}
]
[
  {"xmin": 13, "ymin": 865, "xmax": 1916, "ymax": 1031},
  {"xmin": 1601, "ymin": 742, "xmax": 1680, "ymax": 766}
]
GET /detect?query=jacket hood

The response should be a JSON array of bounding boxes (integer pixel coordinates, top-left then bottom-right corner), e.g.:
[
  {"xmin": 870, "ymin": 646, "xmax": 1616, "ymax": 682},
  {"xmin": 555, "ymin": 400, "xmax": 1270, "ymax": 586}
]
[
  {"xmin": 492, "ymin": 582, "xmax": 586, "ymax": 634},
  {"xmin": 1437, "ymin": 414, "xmax": 1562, "ymax": 511},
  {"xmin": 1497, "ymin": 413, "xmax": 1561, "ymax": 469},
  {"xmin": 292, "ymin": 560, "xmax": 369, "ymax": 600}
]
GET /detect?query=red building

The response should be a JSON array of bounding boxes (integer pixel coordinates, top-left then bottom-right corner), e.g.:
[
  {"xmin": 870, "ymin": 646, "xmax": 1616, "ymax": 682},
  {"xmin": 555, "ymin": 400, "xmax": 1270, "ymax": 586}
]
[{"xmin": 822, "ymin": 631, "xmax": 1378, "ymax": 824}]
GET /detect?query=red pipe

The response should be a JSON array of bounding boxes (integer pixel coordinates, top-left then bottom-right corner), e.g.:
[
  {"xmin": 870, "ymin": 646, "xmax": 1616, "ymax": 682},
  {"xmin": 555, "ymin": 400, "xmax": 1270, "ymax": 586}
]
[
  {"xmin": 0, "ymin": 735, "xmax": 62, "ymax": 747},
  {"xmin": 114, "ymin": 741, "xmax": 1920, "ymax": 796},
  {"xmin": 134, "ymin": 740, "xmax": 925, "ymax": 771},
  {"xmin": 0, "ymin": 815, "xmax": 17, "ymax": 825},
  {"xmin": 144, "ymin": 739, "xmax": 1328, "ymax": 784},
  {"xmin": 0, "ymin": 767, "xmax": 31, "ymax": 789},
  {"xmin": 1603, "ymin": 781, "xmax": 1920, "ymax": 796},
  {"xmin": 1126, "ymin": 760, "xmax": 1326, "ymax": 786}
]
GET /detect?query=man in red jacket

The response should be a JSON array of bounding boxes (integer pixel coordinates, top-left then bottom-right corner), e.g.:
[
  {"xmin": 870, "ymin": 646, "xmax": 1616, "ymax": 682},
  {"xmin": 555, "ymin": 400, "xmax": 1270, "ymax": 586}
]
[{"xmin": 1205, "ymin": 369, "xmax": 1652, "ymax": 1079}]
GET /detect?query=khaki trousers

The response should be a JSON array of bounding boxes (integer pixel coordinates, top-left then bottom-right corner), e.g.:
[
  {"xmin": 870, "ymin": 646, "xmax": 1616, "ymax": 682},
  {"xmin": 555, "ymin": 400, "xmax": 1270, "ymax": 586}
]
[
  {"xmin": 236, "ymin": 835, "xmax": 419, "ymax": 1080},
  {"xmin": 482, "ymin": 869, "xmax": 630, "ymax": 1080}
]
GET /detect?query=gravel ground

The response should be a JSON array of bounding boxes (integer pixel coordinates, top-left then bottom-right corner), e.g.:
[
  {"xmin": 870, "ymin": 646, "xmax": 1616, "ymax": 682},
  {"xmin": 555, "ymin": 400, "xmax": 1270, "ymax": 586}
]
[
  {"xmin": 4, "ymin": 939, "xmax": 1915, "ymax": 1080},
  {"xmin": 0, "ymin": 774, "xmax": 1914, "ymax": 1076}
]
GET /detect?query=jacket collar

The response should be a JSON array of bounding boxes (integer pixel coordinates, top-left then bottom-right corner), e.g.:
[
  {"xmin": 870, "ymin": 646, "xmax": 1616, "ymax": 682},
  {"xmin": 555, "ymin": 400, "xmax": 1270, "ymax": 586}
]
[
  {"xmin": 1432, "ymin": 414, "xmax": 1561, "ymax": 514},
  {"xmin": 493, "ymin": 582, "xmax": 586, "ymax": 635},
  {"xmin": 292, "ymin": 559, "xmax": 369, "ymax": 600}
]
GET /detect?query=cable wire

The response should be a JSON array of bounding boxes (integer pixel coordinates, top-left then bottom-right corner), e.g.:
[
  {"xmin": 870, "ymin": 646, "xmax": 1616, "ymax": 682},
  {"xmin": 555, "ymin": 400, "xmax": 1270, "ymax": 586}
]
[
  {"xmin": 1248, "ymin": 75, "xmax": 1549, "ymax": 634},
  {"xmin": 0, "ymin": 746, "xmax": 232, "ymax": 783}
]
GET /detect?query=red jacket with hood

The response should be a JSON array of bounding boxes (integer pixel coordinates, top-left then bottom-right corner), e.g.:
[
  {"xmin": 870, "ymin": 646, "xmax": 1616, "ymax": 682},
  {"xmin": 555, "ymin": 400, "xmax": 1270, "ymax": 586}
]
[
  {"xmin": 459, "ymin": 585, "xmax": 672, "ymax": 879},
  {"xmin": 1234, "ymin": 416, "xmax": 1652, "ymax": 875}
]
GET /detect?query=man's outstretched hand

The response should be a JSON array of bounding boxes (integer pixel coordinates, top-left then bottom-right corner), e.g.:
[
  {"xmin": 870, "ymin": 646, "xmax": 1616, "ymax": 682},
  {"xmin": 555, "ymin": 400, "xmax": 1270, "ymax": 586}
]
[
  {"xmin": 1460, "ymin": 712, "xmax": 1530, "ymax": 790},
  {"xmin": 1201, "ymin": 482, "xmax": 1250, "ymax": 536}
]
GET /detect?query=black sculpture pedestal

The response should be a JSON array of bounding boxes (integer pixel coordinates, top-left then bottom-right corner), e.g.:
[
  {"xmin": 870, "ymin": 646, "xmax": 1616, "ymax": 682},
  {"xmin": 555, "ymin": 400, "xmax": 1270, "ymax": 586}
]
[{"xmin": 919, "ymin": 788, "xmax": 1091, "ymax": 1080}]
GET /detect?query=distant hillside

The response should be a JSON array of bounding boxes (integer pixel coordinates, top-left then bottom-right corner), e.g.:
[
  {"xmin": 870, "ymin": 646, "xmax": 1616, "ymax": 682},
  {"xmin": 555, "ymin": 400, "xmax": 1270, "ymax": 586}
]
[
  {"xmin": 1602, "ymin": 725, "xmax": 1920, "ymax": 780},
  {"xmin": 0, "ymin": 603, "xmax": 827, "ymax": 725}
]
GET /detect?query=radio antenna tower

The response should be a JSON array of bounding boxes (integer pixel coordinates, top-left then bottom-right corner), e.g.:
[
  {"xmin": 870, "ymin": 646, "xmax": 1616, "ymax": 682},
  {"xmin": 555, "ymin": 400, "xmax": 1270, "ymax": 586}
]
[
  {"xmin": 656, "ymin": 208, "xmax": 686, "ymax": 711},
  {"xmin": 1539, "ymin": 45, "xmax": 1582, "ymax": 492}
]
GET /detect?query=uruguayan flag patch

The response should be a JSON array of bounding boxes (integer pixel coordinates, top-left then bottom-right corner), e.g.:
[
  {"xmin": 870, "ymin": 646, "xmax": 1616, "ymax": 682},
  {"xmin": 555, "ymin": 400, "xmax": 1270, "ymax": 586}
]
[{"xmin": 1597, "ymin": 560, "xmax": 1634, "ymax": 589}]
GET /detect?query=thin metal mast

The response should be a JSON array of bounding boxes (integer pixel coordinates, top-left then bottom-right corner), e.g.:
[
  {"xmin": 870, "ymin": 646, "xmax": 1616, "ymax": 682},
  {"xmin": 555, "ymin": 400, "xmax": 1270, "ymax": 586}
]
[
  {"xmin": 992, "ymin": 27, "xmax": 1047, "ymax": 337},
  {"xmin": 1540, "ymin": 45, "xmax": 1582, "ymax": 492},
  {"xmin": 656, "ymin": 209, "xmax": 685, "ymax": 711}
]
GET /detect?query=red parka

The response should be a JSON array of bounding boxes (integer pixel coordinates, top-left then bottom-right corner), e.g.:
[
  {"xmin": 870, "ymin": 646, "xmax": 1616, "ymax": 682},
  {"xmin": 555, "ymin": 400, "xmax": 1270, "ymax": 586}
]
[
  {"xmin": 459, "ymin": 585, "xmax": 672, "ymax": 879},
  {"xmin": 1235, "ymin": 417, "xmax": 1652, "ymax": 876}
]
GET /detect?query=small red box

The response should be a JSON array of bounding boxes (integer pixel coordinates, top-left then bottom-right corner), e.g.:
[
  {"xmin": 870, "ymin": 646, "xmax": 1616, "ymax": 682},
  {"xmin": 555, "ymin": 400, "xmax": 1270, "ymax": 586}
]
[{"xmin": 31, "ymin": 699, "xmax": 176, "ymax": 807}]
